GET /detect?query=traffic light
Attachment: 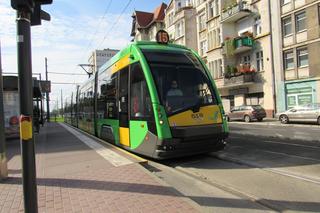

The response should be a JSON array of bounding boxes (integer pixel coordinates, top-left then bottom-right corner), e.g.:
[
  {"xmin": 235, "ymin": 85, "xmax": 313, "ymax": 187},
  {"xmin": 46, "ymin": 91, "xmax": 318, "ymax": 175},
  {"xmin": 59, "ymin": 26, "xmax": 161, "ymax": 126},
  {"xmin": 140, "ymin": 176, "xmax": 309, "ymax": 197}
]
[
  {"xmin": 11, "ymin": 0, "xmax": 35, "ymax": 11},
  {"xmin": 11, "ymin": 0, "xmax": 52, "ymax": 26},
  {"xmin": 31, "ymin": 0, "xmax": 52, "ymax": 26}
]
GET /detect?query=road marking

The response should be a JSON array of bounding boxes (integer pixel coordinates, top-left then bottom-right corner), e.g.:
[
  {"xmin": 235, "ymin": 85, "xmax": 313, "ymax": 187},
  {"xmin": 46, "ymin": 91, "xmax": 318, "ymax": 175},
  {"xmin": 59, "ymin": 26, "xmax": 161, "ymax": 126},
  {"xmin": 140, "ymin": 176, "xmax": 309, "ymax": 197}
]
[
  {"xmin": 60, "ymin": 123, "xmax": 133, "ymax": 167},
  {"xmin": 263, "ymin": 140, "xmax": 320, "ymax": 149}
]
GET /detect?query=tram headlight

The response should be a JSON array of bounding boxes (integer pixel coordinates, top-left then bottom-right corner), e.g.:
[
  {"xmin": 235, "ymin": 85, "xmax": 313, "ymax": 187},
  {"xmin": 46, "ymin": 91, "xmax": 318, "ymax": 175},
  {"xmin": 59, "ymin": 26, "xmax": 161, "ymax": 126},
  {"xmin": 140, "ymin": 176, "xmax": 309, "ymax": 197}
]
[{"xmin": 159, "ymin": 120, "xmax": 164, "ymax": 125}]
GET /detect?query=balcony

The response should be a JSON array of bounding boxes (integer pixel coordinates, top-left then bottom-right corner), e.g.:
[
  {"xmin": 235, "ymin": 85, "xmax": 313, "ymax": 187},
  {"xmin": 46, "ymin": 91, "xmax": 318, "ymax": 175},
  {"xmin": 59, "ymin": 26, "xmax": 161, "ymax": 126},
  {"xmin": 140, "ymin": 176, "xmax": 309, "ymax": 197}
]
[
  {"xmin": 234, "ymin": 36, "xmax": 254, "ymax": 54},
  {"xmin": 223, "ymin": 36, "xmax": 254, "ymax": 56},
  {"xmin": 223, "ymin": 64, "xmax": 256, "ymax": 87},
  {"xmin": 224, "ymin": 73, "xmax": 255, "ymax": 86},
  {"xmin": 221, "ymin": 1, "xmax": 252, "ymax": 23}
]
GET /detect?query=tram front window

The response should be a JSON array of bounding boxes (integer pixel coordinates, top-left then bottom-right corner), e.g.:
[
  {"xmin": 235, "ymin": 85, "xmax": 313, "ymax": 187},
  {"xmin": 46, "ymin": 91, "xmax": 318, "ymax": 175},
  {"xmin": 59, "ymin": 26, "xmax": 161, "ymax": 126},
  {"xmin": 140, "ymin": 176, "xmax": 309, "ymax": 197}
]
[{"xmin": 142, "ymin": 50, "xmax": 217, "ymax": 115}]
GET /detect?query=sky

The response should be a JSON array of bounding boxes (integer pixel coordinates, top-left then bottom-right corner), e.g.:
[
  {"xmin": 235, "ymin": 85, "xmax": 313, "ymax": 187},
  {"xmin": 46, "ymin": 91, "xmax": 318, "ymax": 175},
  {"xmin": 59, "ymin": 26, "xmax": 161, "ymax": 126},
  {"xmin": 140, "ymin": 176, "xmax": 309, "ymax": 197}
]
[{"xmin": 0, "ymin": 0, "xmax": 168, "ymax": 111}]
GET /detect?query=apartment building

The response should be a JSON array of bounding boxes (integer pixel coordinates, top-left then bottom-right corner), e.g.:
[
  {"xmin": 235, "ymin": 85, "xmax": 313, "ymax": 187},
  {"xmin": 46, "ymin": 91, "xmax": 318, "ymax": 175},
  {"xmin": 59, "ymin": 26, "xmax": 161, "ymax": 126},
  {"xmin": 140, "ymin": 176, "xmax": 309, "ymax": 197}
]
[
  {"xmin": 165, "ymin": 0, "xmax": 198, "ymax": 50},
  {"xmin": 131, "ymin": 3, "xmax": 167, "ymax": 41},
  {"xmin": 88, "ymin": 49, "xmax": 119, "ymax": 74},
  {"xmin": 191, "ymin": 0, "xmax": 276, "ymax": 116},
  {"xmin": 273, "ymin": 0, "xmax": 320, "ymax": 111}
]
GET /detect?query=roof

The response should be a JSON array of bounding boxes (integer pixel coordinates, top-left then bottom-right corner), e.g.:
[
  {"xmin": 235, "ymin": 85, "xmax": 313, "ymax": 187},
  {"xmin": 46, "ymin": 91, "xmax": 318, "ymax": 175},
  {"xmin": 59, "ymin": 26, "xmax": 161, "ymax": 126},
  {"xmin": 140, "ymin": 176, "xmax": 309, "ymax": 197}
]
[{"xmin": 132, "ymin": 2, "xmax": 167, "ymax": 30}]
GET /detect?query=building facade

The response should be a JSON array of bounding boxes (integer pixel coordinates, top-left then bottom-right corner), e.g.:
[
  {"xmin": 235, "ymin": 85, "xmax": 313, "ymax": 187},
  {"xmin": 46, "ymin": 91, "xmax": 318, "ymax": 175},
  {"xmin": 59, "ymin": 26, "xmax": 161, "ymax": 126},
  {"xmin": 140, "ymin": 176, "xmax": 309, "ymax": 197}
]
[
  {"xmin": 88, "ymin": 49, "xmax": 119, "ymax": 74},
  {"xmin": 190, "ymin": 0, "xmax": 277, "ymax": 117},
  {"xmin": 131, "ymin": 3, "xmax": 167, "ymax": 41},
  {"xmin": 165, "ymin": 0, "xmax": 198, "ymax": 50},
  {"xmin": 274, "ymin": 0, "xmax": 320, "ymax": 112}
]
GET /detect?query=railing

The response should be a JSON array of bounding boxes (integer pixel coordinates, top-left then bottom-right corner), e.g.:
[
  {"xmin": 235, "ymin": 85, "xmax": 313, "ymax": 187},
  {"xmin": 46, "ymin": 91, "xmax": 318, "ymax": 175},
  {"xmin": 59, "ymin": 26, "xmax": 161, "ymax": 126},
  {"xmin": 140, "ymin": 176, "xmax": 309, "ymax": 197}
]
[
  {"xmin": 221, "ymin": 1, "xmax": 251, "ymax": 22},
  {"xmin": 224, "ymin": 73, "xmax": 255, "ymax": 86},
  {"xmin": 235, "ymin": 36, "xmax": 254, "ymax": 49},
  {"xmin": 223, "ymin": 36, "xmax": 254, "ymax": 56}
]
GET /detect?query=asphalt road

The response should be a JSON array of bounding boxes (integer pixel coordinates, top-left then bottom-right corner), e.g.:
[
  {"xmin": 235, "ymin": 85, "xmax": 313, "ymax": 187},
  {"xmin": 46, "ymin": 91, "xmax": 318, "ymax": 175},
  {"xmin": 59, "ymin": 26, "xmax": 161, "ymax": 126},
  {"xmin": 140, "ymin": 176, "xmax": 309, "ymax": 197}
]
[
  {"xmin": 156, "ymin": 123, "xmax": 320, "ymax": 212},
  {"xmin": 228, "ymin": 121, "xmax": 320, "ymax": 142}
]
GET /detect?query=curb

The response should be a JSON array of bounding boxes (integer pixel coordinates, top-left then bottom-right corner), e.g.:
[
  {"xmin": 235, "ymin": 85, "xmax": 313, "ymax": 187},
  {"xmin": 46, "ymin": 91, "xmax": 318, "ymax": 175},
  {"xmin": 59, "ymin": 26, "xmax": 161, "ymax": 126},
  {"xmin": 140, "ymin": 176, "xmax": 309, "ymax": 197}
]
[
  {"xmin": 138, "ymin": 162, "xmax": 203, "ymax": 212},
  {"xmin": 229, "ymin": 121, "xmax": 320, "ymax": 128},
  {"xmin": 61, "ymin": 123, "xmax": 148, "ymax": 164}
]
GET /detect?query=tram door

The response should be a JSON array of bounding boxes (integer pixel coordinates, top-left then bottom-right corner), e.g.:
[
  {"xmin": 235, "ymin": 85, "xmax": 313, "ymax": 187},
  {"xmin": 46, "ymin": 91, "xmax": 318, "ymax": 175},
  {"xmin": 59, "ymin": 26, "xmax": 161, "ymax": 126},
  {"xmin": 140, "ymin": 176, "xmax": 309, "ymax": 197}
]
[{"xmin": 118, "ymin": 67, "xmax": 130, "ymax": 147}]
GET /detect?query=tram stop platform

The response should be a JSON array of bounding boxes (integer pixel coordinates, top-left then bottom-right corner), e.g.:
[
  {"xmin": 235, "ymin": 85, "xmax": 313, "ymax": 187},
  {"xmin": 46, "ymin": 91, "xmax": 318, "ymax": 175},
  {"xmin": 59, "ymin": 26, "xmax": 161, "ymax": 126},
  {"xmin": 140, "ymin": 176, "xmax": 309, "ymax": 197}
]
[{"xmin": 0, "ymin": 122, "xmax": 200, "ymax": 212}]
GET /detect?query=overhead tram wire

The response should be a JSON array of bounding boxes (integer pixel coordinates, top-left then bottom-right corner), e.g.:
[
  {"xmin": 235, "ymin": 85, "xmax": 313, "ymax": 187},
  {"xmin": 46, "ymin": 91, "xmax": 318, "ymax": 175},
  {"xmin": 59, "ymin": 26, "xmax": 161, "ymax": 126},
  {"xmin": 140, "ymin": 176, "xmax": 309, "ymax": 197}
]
[
  {"xmin": 48, "ymin": 72, "xmax": 87, "ymax": 76},
  {"xmin": 51, "ymin": 82, "xmax": 82, "ymax": 85},
  {"xmin": 97, "ymin": 0, "xmax": 134, "ymax": 48}
]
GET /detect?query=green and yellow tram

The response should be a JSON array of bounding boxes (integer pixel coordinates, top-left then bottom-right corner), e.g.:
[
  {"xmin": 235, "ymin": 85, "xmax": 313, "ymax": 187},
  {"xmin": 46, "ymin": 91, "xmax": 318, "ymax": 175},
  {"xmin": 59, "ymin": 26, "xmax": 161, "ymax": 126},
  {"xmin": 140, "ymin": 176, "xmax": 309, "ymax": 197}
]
[{"xmin": 65, "ymin": 35, "xmax": 229, "ymax": 159}]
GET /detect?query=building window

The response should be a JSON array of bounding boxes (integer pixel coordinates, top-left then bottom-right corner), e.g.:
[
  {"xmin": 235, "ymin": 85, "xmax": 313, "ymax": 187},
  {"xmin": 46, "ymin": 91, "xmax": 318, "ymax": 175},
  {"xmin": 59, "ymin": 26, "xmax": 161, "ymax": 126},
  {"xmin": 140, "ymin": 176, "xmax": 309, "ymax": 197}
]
[
  {"xmin": 208, "ymin": 30, "xmax": 214, "ymax": 50},
  {"xmin": 254, "ymin": 16, "xmax": 262, "ymax": 36},
  {"xmin": 243, "ymin": 55, "xmax": 251, "ymax": 65},
  {"xmin": 175, "ymin": 21, "xmax": 183, "ymax": 38},
  {"xmin": 282, "ymin": 16, "xmax": 292, "ymax": 36},
  {"xmin": 246, "ymin": 93, "xmax": 264, "ymax": 105},
  {"xmin": 168, "ymin": 12, "xmax": 174, "ymax": 26},
  {"xmin": 281, "ymin": 0, "xmax": 291, "ymax": 5},
  {"xmin": 218, "ymin": 59, "xmax": 223, "ymax": 78},
  {"xmin": 208, "ymin": 0, "xmax": 219, "ymax": 18},
  {"xmin": 209, "ymin": 59, "xmax": 223, "ymax": 79},
  {"xmin": 287, "ymin": 87, "xmax": 313, "ymax": 108},
  {"xmin": 284, "ymin": 50, "xmax": 294, "ymax": 70},
  {"xmin": 200, "ymin": 40, "xmax": 207, "ymax": 56},
  {"xmin": 199, "ymin": 13, "xmax": 206, "ymax": 31},
  {"xmin": 217, "ymin": 28, "xmax": 221, "ymax": 45},
  {"xmin": 177, "ymin": 1, "xmax": 182, "ymax": 9},
  {"xmin": 186, "ymin": 0, "xmax": 192, "ymax": 7},
  {"xmin": 297, "ymin": 47, "xmax": 308, "ymax": 67},
  {"xmin": 208, "ymin": 1, "xmax": 215, "ymax": 18},
  {"xmin": 295, "ymin": 11, "xmax": 306, "ymax": 32},
  {"xmin": 256, "ymin": 51, "xmax": 264, "ymax": 71}
]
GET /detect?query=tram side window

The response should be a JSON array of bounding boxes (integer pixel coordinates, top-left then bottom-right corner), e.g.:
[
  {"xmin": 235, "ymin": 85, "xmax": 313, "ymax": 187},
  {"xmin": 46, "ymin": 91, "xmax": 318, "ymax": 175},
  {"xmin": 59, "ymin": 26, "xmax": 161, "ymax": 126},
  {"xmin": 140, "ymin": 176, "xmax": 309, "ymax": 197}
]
[
  {"xmin": 130, "ymin": 63, "xmax": 152, "ymax": 119},
  {"xmin": 106, "ymin": 74, "xmax": 118, "ymax": 119},
  {"xmin": 85, "ymin": 87, "xmax": 94, "ymax": 122},
  {"xmin": 79, "ymin": 92, "xmax": 85, "ymax": 120},
  {"xmin": 98, "ymin": 73, "xmax": 118, "ymax": 119}
]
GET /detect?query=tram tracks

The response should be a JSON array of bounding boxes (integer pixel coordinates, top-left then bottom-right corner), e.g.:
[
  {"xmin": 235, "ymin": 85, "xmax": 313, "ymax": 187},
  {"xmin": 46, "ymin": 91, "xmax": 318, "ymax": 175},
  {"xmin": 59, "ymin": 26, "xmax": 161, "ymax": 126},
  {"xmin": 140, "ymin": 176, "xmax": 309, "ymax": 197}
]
[{"xmin": 142, "ymin": 157, "xmax": 280, "ymax": 212}]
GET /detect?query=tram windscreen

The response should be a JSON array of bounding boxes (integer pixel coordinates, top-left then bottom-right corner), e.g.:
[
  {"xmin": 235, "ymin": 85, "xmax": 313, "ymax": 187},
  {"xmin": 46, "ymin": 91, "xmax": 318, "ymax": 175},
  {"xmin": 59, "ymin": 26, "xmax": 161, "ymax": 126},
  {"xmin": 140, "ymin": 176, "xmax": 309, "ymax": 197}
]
[{"xmin": 142, "ymin": 50, "xmax": 218, "ymax": 115}]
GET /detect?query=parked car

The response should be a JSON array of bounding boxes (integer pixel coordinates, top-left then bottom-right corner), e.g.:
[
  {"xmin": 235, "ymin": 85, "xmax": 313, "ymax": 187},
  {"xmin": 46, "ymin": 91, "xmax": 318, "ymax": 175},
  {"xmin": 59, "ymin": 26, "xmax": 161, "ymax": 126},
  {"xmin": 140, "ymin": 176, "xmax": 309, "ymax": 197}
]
[
  {"xmin": 226, "ymin": 105, "xmax": 267, "ymax": 122},
  {"xmin": 277, "ymin": 103, "xmax": 320, "ymax": 125}
]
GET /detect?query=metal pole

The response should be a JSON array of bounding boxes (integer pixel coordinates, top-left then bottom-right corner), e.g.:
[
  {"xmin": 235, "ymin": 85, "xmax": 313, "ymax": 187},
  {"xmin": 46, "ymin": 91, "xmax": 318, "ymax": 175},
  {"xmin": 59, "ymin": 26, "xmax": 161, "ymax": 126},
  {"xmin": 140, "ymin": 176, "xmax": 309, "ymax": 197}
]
[
  {"xmin": 268, "ymin": 0, "xmax": 277, "ymax": 117},
  {"xmin": 45, "ymin": 57, "xmax": 50, "ymax": 122},
  {"xmin": 60, "ymin": 89, "xmax": 63, "ymax": 116},
  {"xmin": 0, "ymin": 40, "xmax": 8, "ymax": 180},
  {"xmin": 16, "ymin": 10, "xmax": 38, "ymax": 212},
  {"xmin": 39, "ymin": 74, "xmax": 43, "ymax": 126}
]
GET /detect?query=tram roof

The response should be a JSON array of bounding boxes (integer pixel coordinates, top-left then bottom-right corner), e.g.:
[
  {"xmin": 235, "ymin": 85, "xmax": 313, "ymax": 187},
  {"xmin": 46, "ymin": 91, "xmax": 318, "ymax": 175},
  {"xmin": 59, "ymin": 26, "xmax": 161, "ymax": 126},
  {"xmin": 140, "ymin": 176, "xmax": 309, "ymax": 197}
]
[
  {"xmin": 98, "ymin": 41, "xmax": 191, "ymax": 74},
  {"xmin": 78, "ymin": 41, "xmax": 193, "ymax": 89}
]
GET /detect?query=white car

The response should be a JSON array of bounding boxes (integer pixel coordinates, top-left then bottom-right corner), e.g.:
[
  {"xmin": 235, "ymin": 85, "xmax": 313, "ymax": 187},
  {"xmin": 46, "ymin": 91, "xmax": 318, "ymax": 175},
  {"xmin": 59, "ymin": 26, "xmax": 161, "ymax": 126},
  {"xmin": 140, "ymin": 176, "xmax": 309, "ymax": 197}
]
[{"xmin": 277, "ymin": 103, "xmax": 320, "ymax": 125}]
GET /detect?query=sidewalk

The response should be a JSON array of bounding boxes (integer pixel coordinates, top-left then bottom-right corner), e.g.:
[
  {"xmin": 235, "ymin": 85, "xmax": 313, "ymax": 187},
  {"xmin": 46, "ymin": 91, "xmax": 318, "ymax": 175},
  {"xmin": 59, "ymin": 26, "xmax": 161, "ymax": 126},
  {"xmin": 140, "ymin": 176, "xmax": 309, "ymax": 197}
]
[{"xmin": 0, "ymin": 122, "xmax": 200, "ymax": 213}]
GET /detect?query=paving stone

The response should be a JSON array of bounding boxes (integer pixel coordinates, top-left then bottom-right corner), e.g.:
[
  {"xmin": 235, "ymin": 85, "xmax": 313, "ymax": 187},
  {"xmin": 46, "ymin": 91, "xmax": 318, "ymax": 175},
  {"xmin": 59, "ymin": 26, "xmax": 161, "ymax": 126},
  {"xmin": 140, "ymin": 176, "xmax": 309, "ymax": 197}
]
[{"xmin": 0, "ymin": 123, "xmax": 199, "ymax": 213}]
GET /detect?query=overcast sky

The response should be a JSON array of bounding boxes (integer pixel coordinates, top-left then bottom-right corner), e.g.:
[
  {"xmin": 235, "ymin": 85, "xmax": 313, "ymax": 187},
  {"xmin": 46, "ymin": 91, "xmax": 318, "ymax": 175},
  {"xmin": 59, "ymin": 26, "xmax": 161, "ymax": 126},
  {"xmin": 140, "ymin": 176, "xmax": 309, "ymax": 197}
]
[{"xmin": 0, "ymin": 0, "xmax": 167, "ymax": 111}]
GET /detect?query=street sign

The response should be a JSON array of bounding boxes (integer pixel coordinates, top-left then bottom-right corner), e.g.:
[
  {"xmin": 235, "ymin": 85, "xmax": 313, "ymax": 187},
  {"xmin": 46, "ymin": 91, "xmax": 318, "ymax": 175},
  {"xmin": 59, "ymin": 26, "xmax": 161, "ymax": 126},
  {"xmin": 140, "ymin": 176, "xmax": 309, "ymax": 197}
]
[{"xmin": 40, "ymin": 80, "xmax": 51, "ymax": 93}]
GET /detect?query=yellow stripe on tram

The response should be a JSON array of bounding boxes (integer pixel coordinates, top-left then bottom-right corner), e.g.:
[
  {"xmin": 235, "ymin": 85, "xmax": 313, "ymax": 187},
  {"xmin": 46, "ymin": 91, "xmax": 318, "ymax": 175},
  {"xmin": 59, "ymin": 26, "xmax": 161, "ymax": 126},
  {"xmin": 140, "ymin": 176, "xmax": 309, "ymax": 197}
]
[
  {"xmin": 111, "ymin": 54, "xmax": 131, "ymax": 74},
  {"xmin": 168, "ymin": 105, "xmax": 223, "ymax": 127}
]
